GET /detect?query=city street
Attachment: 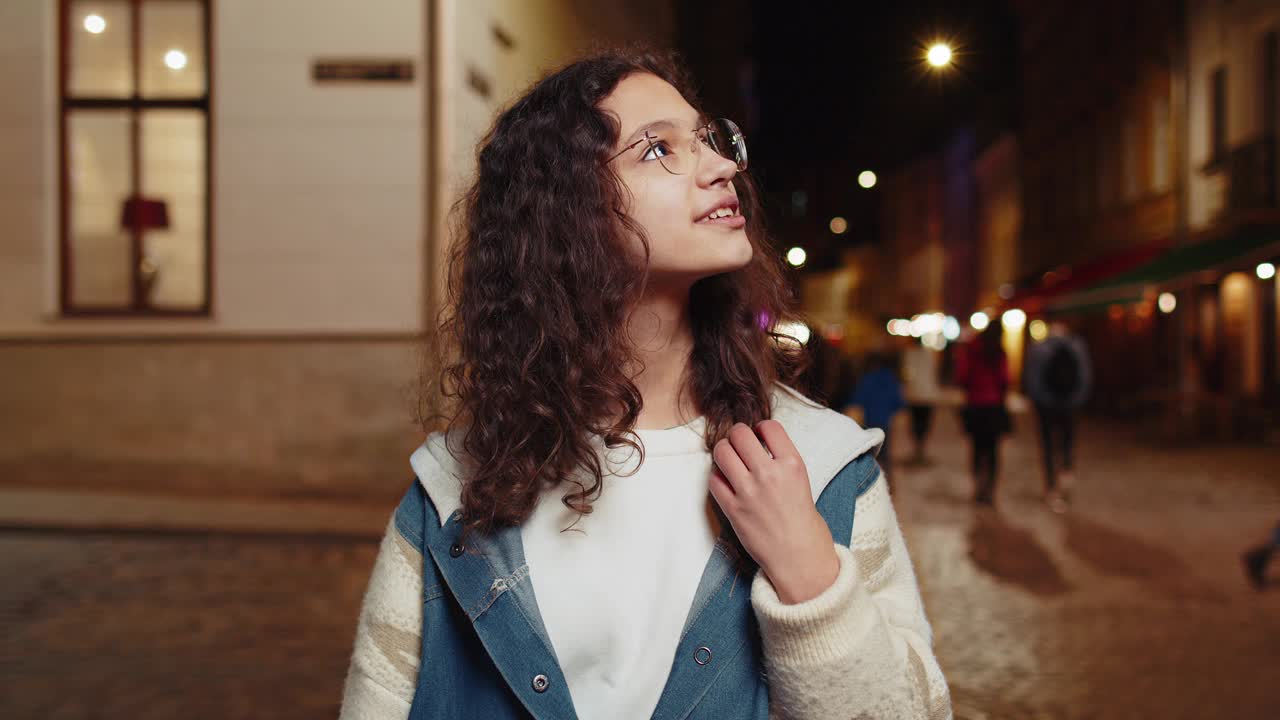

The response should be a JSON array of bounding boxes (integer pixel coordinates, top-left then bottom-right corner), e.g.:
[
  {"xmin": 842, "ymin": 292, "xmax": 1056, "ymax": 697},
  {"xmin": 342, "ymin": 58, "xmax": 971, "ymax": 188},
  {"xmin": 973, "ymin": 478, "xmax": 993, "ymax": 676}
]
[
  {"xmin": 894, "ymin": 410, "xmax": 1280, "ymax": 719},
  {"xmin": 3, "ymin": 411, "xmax": 1279, "ymax": 719}
]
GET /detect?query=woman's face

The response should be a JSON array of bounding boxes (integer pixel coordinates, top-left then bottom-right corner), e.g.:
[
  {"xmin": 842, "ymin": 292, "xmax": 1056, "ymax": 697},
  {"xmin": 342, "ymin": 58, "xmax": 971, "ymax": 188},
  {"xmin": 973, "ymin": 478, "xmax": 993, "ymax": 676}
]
[{"xmin": 599, "ymin": 73, "xmax": 753, "ymax": 286}]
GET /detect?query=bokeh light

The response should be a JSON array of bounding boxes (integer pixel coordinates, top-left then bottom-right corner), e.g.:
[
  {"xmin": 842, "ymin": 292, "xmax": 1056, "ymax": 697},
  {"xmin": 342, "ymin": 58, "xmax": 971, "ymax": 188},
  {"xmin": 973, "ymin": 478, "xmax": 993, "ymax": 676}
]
[
  {"xmin": 1001, "ymin": 308, "xmax": 1026, "ymax": 330},
  {"xmin": 927, "ymin": 43, "xmax": 953, "ymax": 67}
]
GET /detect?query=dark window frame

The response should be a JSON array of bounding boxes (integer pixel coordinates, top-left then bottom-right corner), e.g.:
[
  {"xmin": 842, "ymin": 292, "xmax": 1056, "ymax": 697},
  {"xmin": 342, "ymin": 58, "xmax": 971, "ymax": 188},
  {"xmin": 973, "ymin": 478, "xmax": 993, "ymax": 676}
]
[
  {"xmin": 1209, "ymin": 65, "xmax": 1228, "ymax": 169},
  {"xmin": 57, "ymin": 0, "xmax": 213, "ymax": 317}
]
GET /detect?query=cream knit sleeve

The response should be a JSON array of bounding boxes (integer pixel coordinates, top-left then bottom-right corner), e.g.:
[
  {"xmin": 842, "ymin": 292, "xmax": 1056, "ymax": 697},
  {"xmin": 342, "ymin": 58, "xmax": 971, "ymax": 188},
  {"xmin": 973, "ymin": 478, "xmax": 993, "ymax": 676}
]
[
  {"xmin": 750, "ymin": 471, "xmax": 953, "ymax": 720},
  {"xmin": 338, "ymin": 515, "xmax": 424, "ymax": 720}
]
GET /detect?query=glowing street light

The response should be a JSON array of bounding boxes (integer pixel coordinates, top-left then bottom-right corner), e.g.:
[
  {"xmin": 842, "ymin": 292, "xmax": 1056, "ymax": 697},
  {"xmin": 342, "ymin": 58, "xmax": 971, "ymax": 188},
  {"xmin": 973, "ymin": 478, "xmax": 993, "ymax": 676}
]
[
  {"xmin": 858, "ymin": 170, "xmax": 877, "ymax": 189},
  {"xmin": 927, "ymin": 43, "xmax": 953, "ymax": 68},
  {"xmin": 786, "ymin": 246, "xmax": 807, "ymax": 267},
  {"xmin": 829, "ymin": 216, "xmax": 848, "ymax": 234},
  {"xmin": 1001, "ymin": 308, "xmax": 1027, "ymax": 330},
  {"xmin": 1258, "ymin": 262, "xmax": 1277, "ymax": 280},
  {"xmin": 1029, "ymin": 319, "xmax": 1048, "ymax": 341},
  {"xmin": 969, "ymin": 311, "xmax": 990, "ymax": 331},
  {"xmin": 1158, "ymin": 292, "xmax": 1177, "ymax": 314}
]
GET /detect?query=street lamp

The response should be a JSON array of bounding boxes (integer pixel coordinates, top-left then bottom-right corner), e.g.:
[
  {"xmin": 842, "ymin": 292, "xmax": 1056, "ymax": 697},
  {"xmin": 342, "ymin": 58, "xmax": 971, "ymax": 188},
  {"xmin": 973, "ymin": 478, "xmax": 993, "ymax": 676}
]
[
  {"xmin": 858, "ymin": 170, "xmax": 877, "ymax": 189},
  {"xmin": 927, "ymin": 43, "xmax": 953, "ymax": 68},
  {"xmin": 786, "ymin": 246, "xmax": 807, "ymax": 267}
]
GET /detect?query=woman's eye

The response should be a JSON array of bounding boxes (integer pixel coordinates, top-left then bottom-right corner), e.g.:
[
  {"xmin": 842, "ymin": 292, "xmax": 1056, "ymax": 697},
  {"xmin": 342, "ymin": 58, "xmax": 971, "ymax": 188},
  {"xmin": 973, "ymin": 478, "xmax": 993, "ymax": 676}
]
[{"xmin": 642, "ymin": 140, "xmax": 673, "ymax": 161}]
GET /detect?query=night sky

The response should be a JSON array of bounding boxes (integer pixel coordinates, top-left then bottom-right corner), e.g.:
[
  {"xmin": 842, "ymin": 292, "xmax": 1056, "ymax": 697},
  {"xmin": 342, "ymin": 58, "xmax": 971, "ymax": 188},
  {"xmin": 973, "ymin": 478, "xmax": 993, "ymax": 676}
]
[{"xmin": 680, "ymin": 1, "xmax": 1021, "ymax": 266}]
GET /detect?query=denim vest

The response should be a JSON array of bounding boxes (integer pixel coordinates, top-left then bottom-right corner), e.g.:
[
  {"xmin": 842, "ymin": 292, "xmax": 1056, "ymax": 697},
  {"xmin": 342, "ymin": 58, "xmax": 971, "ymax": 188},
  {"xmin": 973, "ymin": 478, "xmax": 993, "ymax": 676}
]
[{"xmin": 391, "ymin": 450, "xmax": 882, "ymax": 720}]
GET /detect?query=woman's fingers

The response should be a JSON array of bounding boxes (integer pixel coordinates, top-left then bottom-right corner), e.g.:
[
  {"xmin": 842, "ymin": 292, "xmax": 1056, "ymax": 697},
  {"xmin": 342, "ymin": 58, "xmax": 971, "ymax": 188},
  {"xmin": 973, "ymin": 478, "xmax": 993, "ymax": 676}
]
[
  {"xmin": 708, "ymin": 464, "xmax": 737, "ymax": 512},
  {"xmin": 753, "ymin": 419, "xmax": 800, "ymax": 462},
  {"xmin": 712, "ymin": 436, "xmax": 750, "ymax": 491},
  {"xmin": 726, "ymin": 422, "xmax": 772, "ymax": 472}
]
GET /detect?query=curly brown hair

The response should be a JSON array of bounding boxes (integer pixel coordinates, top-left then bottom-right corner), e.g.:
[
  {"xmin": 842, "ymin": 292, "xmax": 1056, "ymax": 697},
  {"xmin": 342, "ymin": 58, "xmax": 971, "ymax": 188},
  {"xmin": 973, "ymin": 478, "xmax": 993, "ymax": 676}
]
[{"xmin": 418, "ymin": 46, "xmax": 813, "ymax": 538}]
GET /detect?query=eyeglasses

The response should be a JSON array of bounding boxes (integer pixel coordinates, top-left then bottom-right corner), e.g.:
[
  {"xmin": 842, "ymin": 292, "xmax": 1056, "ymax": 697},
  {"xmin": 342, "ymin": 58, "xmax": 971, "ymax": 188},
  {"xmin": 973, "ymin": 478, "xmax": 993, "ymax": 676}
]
[{"xmin": 606, "ymin": 118, "xmax": 748, "ymax": 175}]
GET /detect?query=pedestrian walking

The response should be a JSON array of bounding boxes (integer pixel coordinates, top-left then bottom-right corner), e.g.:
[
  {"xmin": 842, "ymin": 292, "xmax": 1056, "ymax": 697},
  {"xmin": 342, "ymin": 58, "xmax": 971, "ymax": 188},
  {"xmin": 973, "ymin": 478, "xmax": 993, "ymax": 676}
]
[
  {"xmin": 954, "ymin": 324, "xmax": 1011, "ymax": 506},
  {"xmin": 1023, "ymin": 321, "xmax": 1092, "ymax": 512},
  {"xmin": 846, "ymin": 351, "xmax": 906, "ymax": 483},
  {"xmin": 902, "ymin": 341, "xmax": 943, "ymax": 465},
  {"xmin": 339, "ymin": 47, "xmax": 951, "ymax": 720}
]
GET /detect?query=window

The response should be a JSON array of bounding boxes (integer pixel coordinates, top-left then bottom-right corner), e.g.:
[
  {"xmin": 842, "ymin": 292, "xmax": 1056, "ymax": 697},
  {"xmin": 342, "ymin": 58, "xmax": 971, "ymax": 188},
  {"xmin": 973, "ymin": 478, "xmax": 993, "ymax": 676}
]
[
  {"xmin": 1122, "ymin": 111, "xmax": 1140, "ymax": 202},
  {"xmin": 1262, "ymin": 30, "xmax": 1277, "ymax": 135},
  {"xmin": 60, "ymin": 0, "xmax": 210, "ymax": 315},
  {"xmin": 1210, "ymin": 65, "xmax": 1227, "ymax": 164},
  {"xmin": 1151, "ymin": 94, "xmax": 1170, "ymax": 192}
]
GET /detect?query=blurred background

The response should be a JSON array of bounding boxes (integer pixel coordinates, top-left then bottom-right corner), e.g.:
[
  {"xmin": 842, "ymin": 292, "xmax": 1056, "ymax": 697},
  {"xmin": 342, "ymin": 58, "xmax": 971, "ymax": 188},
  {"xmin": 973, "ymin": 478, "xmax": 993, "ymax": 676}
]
[{"xmin": 2, "ymin": 0, "xmax": 1279, "ymax": 717}]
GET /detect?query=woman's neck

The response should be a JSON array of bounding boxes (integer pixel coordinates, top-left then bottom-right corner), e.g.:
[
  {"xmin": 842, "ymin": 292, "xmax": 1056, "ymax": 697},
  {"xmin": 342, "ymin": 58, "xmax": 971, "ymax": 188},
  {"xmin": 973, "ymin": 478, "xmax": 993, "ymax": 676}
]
[{"xmin": 624, "ymin": 287, "xmax": 700, "ymax": 430}]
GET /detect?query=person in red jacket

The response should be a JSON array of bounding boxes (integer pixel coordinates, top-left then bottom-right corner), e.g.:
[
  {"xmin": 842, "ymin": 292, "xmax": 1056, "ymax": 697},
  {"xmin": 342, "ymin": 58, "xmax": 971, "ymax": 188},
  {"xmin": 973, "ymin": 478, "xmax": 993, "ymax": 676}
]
[{"xmin": 954, "ymin": 324, "xmax": 1011, "ymax": 505}]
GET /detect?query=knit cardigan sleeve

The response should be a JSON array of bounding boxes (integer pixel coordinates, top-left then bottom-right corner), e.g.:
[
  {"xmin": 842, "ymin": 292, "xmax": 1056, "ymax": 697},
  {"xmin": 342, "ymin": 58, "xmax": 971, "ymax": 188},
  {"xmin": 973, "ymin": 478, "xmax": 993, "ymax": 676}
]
[
  {"xmin": 750, "ymin": 470, "xmax": 953, "ymax": 720},
  {"xmin": 338, "ymin": 515, "xmax": 422, "ymax": 720}
]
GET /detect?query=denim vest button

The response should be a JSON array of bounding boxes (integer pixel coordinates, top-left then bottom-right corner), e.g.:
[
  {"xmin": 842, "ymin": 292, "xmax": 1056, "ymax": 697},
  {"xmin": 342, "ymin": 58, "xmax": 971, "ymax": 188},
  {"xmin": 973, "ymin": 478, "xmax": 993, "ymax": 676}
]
[
  {"xmin": 531, "ymin": 674, "xmax": 550, "ymax": 693},
  {"xmin": 449, "ymin": 542, "xmax": 464, "ymax": 558},
  {"xmin": 694, "ymin": 646, "xmax": 712, "ymax": 665}
]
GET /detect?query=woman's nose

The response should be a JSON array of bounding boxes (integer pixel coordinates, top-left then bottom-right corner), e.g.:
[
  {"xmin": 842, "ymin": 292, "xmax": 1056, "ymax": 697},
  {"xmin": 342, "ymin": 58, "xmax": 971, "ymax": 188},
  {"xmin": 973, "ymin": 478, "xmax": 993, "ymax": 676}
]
[{"xmin": 696, "ymin": 144, "xmax": 737, "ymax": 186}]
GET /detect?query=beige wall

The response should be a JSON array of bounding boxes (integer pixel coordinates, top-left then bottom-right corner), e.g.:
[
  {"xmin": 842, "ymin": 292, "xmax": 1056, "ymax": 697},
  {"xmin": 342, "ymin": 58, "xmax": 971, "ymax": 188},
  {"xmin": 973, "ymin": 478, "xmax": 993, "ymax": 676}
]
[
  {"xmin": 0, "ymin": 1, "xmax": 58, "ymax": 334},
  {"xmin": 881, "ymin": 154, "xmax": 945, "ymax": 316},
  {"xmin": 428, "ymin": 0, "xmax": 675, "ymax": 316},
  {"xmin": 1186, "ymin": 0, "xmax": 1280, "ymax": 230},
  {"xmin": 973, "ymin": 134, "xmax": 1021, "ymax": 308},
  {"xmin": 800, "ymin": 245, "xmax": 892, "ymax": 356}
]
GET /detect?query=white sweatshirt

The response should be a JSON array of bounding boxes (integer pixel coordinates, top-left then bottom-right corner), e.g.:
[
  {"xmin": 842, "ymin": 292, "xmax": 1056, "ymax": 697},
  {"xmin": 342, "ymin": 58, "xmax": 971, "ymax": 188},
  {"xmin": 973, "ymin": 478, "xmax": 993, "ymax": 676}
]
[{"xmin": 521, "ymin": 415, "xmax": 716, "ymax": 719}]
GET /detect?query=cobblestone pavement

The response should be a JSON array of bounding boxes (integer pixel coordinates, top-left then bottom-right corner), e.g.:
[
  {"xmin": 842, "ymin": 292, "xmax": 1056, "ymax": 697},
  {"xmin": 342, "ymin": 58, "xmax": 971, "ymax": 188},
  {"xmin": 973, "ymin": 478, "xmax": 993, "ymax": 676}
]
[
  {"xmin": 3, "ymin": 414, "xmax": 1279, "ymax": 719},
  {"xmin": 890, "ymin": 411, "xmax": 1280, "ymax": 719}
]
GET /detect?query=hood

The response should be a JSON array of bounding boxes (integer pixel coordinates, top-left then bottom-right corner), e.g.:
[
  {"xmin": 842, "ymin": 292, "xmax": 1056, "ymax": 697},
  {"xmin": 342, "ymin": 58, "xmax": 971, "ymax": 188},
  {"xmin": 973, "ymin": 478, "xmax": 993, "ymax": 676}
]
[{"xmin": 409, "ymin": 381, "xmax": 885, "ymax": 528}]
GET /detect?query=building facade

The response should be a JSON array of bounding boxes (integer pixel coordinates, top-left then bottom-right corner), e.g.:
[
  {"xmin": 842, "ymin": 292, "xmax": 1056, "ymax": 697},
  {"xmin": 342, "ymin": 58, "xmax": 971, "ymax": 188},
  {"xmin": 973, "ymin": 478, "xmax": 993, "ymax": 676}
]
[{"xmin": 0, "ymin": 0, "xmax": 674, "ymax": 517}]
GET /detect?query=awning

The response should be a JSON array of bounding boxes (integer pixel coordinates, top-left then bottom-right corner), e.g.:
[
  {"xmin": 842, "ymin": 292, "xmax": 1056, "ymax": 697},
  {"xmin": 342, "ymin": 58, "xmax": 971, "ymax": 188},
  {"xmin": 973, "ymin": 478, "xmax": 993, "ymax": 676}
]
[
  {"xmin": 1004, "ymin": 237, "xmax": 1170, "ymax": 314},
  {"xmin": 1046, "ymin": 221, "xmax": 1280, "ymax": 315}
]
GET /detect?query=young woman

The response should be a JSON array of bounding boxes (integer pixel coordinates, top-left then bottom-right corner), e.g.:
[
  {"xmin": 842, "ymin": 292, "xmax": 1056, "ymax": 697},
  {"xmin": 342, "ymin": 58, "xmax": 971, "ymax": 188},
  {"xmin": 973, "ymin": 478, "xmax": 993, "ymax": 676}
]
[
  {"xmin": 339, "ymin": 48, "xmax": 951, "ymax": 720},
  {"xmin": 955, "ymin": 324, "xmax": 1011, "ymax": 506}
]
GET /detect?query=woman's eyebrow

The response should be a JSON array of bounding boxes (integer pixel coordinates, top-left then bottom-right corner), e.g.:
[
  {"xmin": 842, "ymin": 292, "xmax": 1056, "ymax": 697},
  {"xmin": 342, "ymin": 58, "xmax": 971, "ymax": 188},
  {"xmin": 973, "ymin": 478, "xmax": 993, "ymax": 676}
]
[
  {"xmin": 621, "ymin": 119, "xmax": 678, "ymax": 148},
  {"xmin": 619, "ymin": 114, "xmax": 705, "ymax": 149}
]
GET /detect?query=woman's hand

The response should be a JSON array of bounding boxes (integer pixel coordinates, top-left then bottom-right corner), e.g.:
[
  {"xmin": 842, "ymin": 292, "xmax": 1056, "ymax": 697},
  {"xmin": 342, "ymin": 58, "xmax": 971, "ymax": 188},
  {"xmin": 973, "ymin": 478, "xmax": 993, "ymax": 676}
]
[{"xmin": 709, "ymin": 419, "xmax": 840, "ymax": 604}]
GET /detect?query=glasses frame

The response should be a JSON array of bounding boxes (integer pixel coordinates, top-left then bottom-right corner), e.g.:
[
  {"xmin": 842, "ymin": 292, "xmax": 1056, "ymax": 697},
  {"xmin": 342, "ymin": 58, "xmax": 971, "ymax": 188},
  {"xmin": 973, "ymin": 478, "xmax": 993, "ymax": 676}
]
[{"xmin": 606, "ymin": 118, "xmax": 747, "ymax": 175}]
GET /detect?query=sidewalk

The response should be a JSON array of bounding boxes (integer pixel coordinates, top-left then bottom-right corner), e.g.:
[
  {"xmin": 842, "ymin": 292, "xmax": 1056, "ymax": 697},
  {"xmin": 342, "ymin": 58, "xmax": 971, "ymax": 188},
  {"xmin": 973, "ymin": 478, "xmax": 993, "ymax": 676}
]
[{"xmin": 889, "ymin": 409, "xmax": 1280, "ymax": 719}]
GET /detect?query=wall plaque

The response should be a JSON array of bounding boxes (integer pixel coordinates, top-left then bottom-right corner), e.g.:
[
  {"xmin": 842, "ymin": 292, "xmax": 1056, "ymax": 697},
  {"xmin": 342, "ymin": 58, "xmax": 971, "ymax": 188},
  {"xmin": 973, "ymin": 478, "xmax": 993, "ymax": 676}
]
[{"xmin": 313, "ymin": 59, "xmax": 414, "ymax": 83}]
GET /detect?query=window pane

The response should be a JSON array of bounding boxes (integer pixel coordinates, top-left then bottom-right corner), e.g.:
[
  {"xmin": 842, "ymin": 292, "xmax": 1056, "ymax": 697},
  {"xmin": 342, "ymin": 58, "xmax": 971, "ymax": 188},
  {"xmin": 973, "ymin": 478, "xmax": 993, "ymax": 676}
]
[
  {"xmin": 140, "ymin": 110, "xmax": 206, "ymax": 309},
  {"xmin": 68, "ymin": 1, "xmax": 133, "ymax": 98},
  {"xmin": 68, "ymin": 110, "xmax": 133, "ymax": 307},
  {"xmin": 1151, "ymin": 95, "xmax": 1170, "ymax": 191},
  {"xmin": 140, "ymin": 1, "xmax": 206, "ymax": 98}
]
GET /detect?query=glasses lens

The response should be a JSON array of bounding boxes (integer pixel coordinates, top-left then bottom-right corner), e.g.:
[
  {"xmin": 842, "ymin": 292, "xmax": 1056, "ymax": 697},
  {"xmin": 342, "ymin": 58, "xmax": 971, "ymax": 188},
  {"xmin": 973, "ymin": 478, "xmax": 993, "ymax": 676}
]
[
  {"xmin": 650, "ymin": 119, "xmax": 748, "ymax": 174},
  {"xmin": 709, "ymin": 118, "xmax": 747, "ymax": 171}
]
